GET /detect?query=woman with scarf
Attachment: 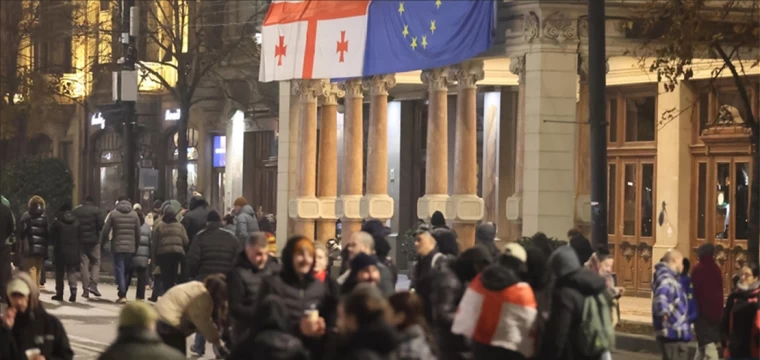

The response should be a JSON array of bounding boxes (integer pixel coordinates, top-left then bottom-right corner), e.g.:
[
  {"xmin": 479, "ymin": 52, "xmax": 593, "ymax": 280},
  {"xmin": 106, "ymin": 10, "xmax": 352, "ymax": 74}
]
[{"xmin": 721, "ymin": 263, "xmax": 760, "ymax": 359}]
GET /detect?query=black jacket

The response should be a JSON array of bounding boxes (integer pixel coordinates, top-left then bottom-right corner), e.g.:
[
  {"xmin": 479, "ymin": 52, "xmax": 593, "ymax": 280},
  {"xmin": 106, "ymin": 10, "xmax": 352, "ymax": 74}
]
[
  {"xmin": 425, "ymin": 259, "xmax": 471, "ymax": 360},
  {"xmin": 50, "ymin": 211, "xmax": 81, "ymax": 267},
  {"xmin": 335, "ymin": 321, "xmax": 402, "ymax": 360},
  {"xmin": 181, "ymin": 197, "xmax": 209, "ymax": 243},
  {"xmin": 98, "ymin": 327, "xmax": 185, "ymax": 360},
  {"xmin": 186, "ymin": 222, "xmax": 240, "ymax": 281},
  {"xmin": 229, "ymin": 330, "xmax": 311, "ymax": 360},
  {"xmin": 17, "ymin": 207, "xmax": 49, "ymax": 259},
  {"xmin": 721, "ymin": 283, "xmax": 760, "ymax": 358},
  {"xmin": 228, "ymin": 252, "xmax": 280, "ymax": 343},
  {"xmin": 72, "ymin": 201, "xmax": 104, "ymax": 246}
]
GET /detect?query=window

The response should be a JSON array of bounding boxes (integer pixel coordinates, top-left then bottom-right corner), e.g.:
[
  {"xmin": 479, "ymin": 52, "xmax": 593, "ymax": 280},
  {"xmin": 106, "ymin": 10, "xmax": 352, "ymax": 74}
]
[
  {"xmin": 608, "ymin": 164, "xmax": 616, "ymax": 235},
  {"xmin": 640, "ymin": 163, "xmax": 654, "ymax": 237},
  {"xmin": 696, "ymin": 162, "xmax": 706, "ymax": 239},
  {"xmin": 623, "ymin": 164, "xmax": 637, "ymax": 236},
  {"xmin": 608, "ymin": 98, "xmax": 617, "ymax": 143},
  {"xmin": 625, "ymin": 96, "xmax": 656, "ymax": 142}
]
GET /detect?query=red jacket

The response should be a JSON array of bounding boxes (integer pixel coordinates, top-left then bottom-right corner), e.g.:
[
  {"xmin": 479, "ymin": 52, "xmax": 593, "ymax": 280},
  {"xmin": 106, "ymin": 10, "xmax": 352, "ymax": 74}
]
[{"xmin": 691, "ymin": 255, "xmax": 723, "ymax": 323}]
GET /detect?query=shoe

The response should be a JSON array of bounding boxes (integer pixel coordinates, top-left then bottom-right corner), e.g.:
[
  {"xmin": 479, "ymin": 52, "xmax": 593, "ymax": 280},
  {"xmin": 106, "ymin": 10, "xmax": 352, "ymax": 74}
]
[
  {"xmin": 69, "ymin": 290, "xmax": 76, "ymax": 302},
  {"xmin": 89, "ymin": 286, "xmax": 102, "ymax": 297},
  {"xmin": 147, "ymin": 297, "xmax": 157, "ymax": 303},
  {"xmin": 190, "ymin": 344, "xmax": 205, "ymax": 356},
  {"xmin": 51, "ymin": 294, "xmax": 63, "ymax": 301},
  {"xmin": 115, "ymin": 297, "xmax": 127, "ymax": 304},
  {"xmin": 82, "ymin": 292, "xmax": 89, "ymax": 300}
]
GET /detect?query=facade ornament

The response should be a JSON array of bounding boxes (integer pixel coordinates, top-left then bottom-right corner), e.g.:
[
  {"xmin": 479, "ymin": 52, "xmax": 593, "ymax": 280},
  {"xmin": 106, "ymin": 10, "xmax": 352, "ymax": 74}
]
[
  {"xmin": 523, "ymin": 12, "xmax": 539, "ymax": 42},
  {"xmin": 733, "ymin": 246, "xmax": 747, "ymax": 270},
  {"xmin": 638, "ymin": 242, "xmax": 652, "ymax": 263},
  {"xmin": 542, "ymin": 12, "xmax": 576, "ymax": 44},
  {"xmin": 578, "ymin": 53, "xmax": 610, "ymax": 77},
  {"xmin": 320, "ymin": 81, "xmax": 345, "ymax": 105},
  {"xmin": 421, "ymin": 67, "xmax": 453, "ymax": 91},
  {"xmin": 362, "ymin": 74, "xmax": 397, "ymax": 95},
  {"xmin": 621, "ymin": 241, "xmax": 634, "ymax": 261},
  {"xmin": 338, "ymin": 79, "xmax": 364, "ymax": 99},
  {"xmin": 577, "ymin": 19, "xmax": 589, "ymax": 38},
  {"xmin": 711, "ymin": 105, "xmax": 745, "ymax": 127},
  {"xmin": 453, "ymin": 61, "xmax": 485, "ymax": 89},
  {"xmin": 292, "ymin": 79, "xmax": 324, "ymax": 103},
  {"xmin": 715, "ymin": 245, "xmax": 727, "ymax": 266},
  {"xmin": 509, "ymin": 55, "xmax": 526, "ymax": 77}
]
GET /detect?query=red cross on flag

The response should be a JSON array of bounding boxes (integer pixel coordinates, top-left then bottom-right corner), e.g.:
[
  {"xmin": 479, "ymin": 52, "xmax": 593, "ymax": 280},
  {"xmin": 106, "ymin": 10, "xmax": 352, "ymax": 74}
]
[{"xmin": 259, "ymin": 0, "xmax": 370, "ymax": 82}]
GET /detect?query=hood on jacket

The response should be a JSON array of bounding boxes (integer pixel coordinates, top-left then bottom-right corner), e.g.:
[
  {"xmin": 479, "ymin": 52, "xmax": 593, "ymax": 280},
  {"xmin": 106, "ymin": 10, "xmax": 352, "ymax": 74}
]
[
  {"xmin": 163, "ymin": 206, "xmax": 178, "ymax": 223},
  {"xmin": 5, "ymin": 272, "xmax": 41, "ymax": 313},
  {"xmin": 57, "ymin": 210, "xmax": 77, "ymax": 224},
  {"xmin": 479, "ymin": 263, "xmax": 521, "ymax": 292},
  {"xmin": 524, "ymin": 245, "xmax": 548, "ymax": 290},
  {"xmin": 280, "ymin": 236, "xmax": 316, "ymax": 286},
  {"xmin": 431, "ymin": 228, "xmax": 459, "ymax": 256},
  {"xmin": 453, "ymin": 246, "xmax": 493, "ymax": 284},
  {"xmin": 548, "ymin": 245, "xmax": 582, "ymax": 279},
  {"xmin": 189, "ymin": 196, "xmax": 208, "ymax": 210},
  {"xmin": 28, "ymin": 195, "xmax": 45, "ymax": 209},
  {"xmin": 475, "ymin": 223, "xmax": 496, "ymax": 243},
  {"xmin": 116, "ymin": 200, "xmax": 133, "ymax": 214},
  {"xmin": 240, "ymin": 204, "xmax": 255, "ymax": 216},
  {"xmin": 431, "ymin": 211, "xmax": 446, "ymax": 227},
  {"xmin": 653, "ymin": 262, "xmax": 679, "ymax": 290}
]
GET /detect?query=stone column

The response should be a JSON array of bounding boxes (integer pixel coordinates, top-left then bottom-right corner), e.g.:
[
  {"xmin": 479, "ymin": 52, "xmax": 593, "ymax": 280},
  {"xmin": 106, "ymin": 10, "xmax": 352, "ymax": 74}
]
[
  {"xmin": 315, "ymin": 82, "xmax": 344, "ymax": 244},
  {"xmin": 506, "ymin": 55, "xmax": 526, "ymax": 239},
  {"xmin": 276, "ymin": 81, "xmax": 299, "ymax": 251},
  {"xmin": 290, "ymin": 79, "xmax": 323, "ymax": 238},
  {"xmin": 336, "ymin": 79, "xmax": 364, "ymax": 244},
  {"xmin": 360, "ymin": 75, "xmax": 396, "ymax": 221},
  {"xmin": 418, "ymin": 68, "xmax": 452, "ymax": 220},
  {"xmin": 449, "ymin": 61, "xmax": 485, "ymax": 250}
]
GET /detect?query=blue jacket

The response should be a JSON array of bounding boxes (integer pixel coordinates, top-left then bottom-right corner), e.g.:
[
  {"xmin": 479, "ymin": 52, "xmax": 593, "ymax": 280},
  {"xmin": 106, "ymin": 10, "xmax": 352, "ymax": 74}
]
[
  {"xmin": 679, "ymin": 274, "xmax": 698, "ymax": 323},
  {"xmin": 652, "ymin": 262, "xmax": 692, "ymax": 341}
]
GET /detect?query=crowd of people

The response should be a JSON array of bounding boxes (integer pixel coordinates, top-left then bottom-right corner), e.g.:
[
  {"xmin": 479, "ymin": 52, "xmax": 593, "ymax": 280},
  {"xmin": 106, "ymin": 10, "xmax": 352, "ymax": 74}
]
[{"xmin": 0, "ymin": 194, "xmax": 758, "ymax": 360}]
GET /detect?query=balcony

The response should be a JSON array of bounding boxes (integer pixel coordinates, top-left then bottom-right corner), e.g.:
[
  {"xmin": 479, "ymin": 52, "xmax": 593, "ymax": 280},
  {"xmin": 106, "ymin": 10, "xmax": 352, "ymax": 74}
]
[
  {"xmin": 137, "ymin": 61, "xmax": 177, "ymax": 92},
  {"xmin": 46, "ymin": 72, "xmax": 87, "ymax": 103}
]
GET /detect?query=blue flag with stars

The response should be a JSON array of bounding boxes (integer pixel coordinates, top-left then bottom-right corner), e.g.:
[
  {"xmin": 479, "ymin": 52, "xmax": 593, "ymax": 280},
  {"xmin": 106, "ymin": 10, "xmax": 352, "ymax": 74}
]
[{"xmin": 363, "ymin": 0, "xmax": 494, "ymax": 76}]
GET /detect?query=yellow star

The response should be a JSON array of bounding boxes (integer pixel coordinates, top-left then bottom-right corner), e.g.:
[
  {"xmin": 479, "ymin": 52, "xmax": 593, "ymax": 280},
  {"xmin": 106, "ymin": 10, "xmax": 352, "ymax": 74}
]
[
  {"xmin": 421, "ymin": 35, "xmax": 428, "ymax": 49},
  {"xmin": 435, "ymin": 0, "xmax": 442, "ymax": 9},
  {"xmin": 398, "ymin": 2, "xmax": 404, "ymax": 15},
  {"xmin": 411, "ymin": 36, "xmax": 418, "ymax": 50},
  {"xmin": 402, "ymin": 24, "xmax": 409, "ymax": 38},
  {"xmin": 430, "ymin": 20, "xmax": 436, "ymax": 34}
]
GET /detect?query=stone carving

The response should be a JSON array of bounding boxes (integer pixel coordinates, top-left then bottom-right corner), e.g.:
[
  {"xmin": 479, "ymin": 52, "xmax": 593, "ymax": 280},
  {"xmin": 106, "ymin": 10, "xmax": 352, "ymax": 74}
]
[
  {"xmin": 523, "ymin": 12, "xmax": 539, "ymax": 42},
  {"xmin": 363, "ymin": 74, "xmax": 397, "ymax": 95},
  {"xmin": 715, "ymin": 245, "xmax": 727, "ymax": 266},
  {"xmin": 509, "ymin": 55, "xmax": 526, "ymax": 76},
  {"xmin": 578, "ymin": 54, "xmax": 610, "ymax": 77},
  {"xmin": 733, "ymin": 246, "xmax": 747, "ymax": 270},
  {"xmin": 421, "ymin": 68, "xmax": 452, "ymax": 91},
  {"xmin": 638, "ymin": 242, "xmax": 652, "ymax": 262},
  {"xmin": 543, "ymin": 12, "xmax": 576, "ymax": 44},
  {"xmin": 292, "ymin": 79, "xmax": 324, "ymax": 103},
  {"xmin": 711, "ymin": 105, "xmax": 745, "ymax": 127},
  {"xmin": 320, "ymin": 81, "xmax": 345, "ymax": 105},
  {"xmin": 453, "ymin": 61, "xmax": 485, "ymax": 89},
  {"xmin": 621, "ymin": 241, "xmax": 634, "ymax": 261},
  {"xmin": 339, "ymin": 79, "xmax": 364, "ymax": 99},
  {"xmin": 577, "ymin": 19, "xmax": 588, "ymax": 38}
]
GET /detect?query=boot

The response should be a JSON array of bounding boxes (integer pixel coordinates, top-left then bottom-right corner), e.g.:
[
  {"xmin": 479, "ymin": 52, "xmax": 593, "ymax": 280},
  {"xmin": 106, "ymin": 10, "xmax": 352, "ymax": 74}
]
[
  {"xmin": 51, "ymin": 294, "xmax": 63, "ymax": 301},
  {"xmin": 69, "ymin": 288, "xmax": 76, "ymax": 302},
  {"xmin": 89, "ymin": 285, "xmax": 101, "ymax": 297}
]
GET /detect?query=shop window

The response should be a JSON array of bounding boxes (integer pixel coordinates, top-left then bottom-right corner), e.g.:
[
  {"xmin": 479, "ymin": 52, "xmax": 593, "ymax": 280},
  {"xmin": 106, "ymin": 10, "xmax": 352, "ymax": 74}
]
[
  {"xmin": 608, "ymin": 98, "xmax": 617, "ymax": 143},
  {"xmin": 625, "ymin": 96, "xmax": 656, "ymax": 142},
  {"xmin": 608, "ymin": 164, "xmax": 616, "ymax": 235},
  {"xmin": 623, "ymin": 164, "xmax": 637, "ymax": 236},
  {"xmin": 696, "ymin": 162, "xmax": 706, "ymax": 239},
  {"xmin": 640, "ymin": 163, "xmax": 654, "ymax": 237},
  {"xmin": 735, "ymin": 162, "xmax": 750, "ymax": 240}
]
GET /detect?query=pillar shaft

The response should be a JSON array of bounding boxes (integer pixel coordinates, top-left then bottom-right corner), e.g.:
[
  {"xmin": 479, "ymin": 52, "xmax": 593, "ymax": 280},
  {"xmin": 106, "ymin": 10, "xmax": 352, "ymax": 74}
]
[
  {"xmin": 338, "ymin": 79, "xmax": 364, "ymax": 244},
  {"xmin": 292, "ymin": 79, "xmax": 323, "ymax": 238},
  {"xmin": 316, "ymin": 82, "xmax": 344, "ymax": 244},
  {"xmin": 423, "ymin": 68, "xmax": 451, "ymax": 196}
]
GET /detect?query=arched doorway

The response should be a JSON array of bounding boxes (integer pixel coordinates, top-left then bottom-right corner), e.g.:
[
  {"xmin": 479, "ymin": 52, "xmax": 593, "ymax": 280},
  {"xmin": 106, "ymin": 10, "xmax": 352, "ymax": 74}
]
[
  {"xmin": 166, "ymin": 127, "xmax": 199, "ymax": 201},
  {"xmin": 92, "ymin": 130, "xmax": 123, "ymax": 211}
]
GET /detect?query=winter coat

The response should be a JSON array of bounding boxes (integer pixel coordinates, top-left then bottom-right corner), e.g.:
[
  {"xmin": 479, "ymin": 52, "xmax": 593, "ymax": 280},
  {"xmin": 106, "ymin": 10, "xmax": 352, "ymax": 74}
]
[
  {"xmin": 414, "ymin": 252, "xmax": 454, "ymax": 324},
  {"xmin": 335, "ymin": 321, "xmax": 402, "ymax": 360},
  {"xmin": 427, "ymin": 260, "xmax": 472, "ymax": 360},
  {"xmin": 411, "ymin": 248, "xmax": 446, "ymax": 291},
  {"xmin": 538, "ymin": 246, "xmax": 610, "ymax": 360},
  {"xmin": 228, "ymin": 252, "xmax": 280, "ymax": 344},
  {"xmin": 186, "ymin": 222, "xmax": 240, "ymax": 281},
  {"xmin": 98, "ymin": 327, "xmax": 185, "ymax": 360},
  {"xmin": 584, "ymin": 253, "xmax": 619, "ymax": 298},
  {"xmin": 50, "ymin": 211, "xmax": 82, "ymax": 267},
  {"xmin": 151, "ymin": 218, "xmax": 189, "ymax": 257},
  {"xmin": 72, "ymin": 201, "xmax": 104, "ymax": 246},
  {"xmin": 101, "ymin": 200, "xmax": 141, "ymax": 254},
  {"xmin": 17, "ymin": 207, "xmax": 49, "ymax": 258},
  {"xmin": 679, "ymin": 274, "xmax": 698, "ymax": 323},
  {"xmin": 430, "ymin": 226, "xmax": 459, "ymax": 256},
  {"xmin": 691, "ymin": 254, "xmax": 724, "ymax": 324},
  {"xmin": 475, "ymin": 223, "xmax": 500, "ymax": 261},
  {"xmin": 720, "ymin": 281, "xmax": 760, "ymax": 359},
  {"xmin": 154, "ymin": 280, "xmax": 221, "ymax": 344},
  {"xmin": 0, "ymin": 273, "xmax": 74, "ymax": 360},
  {"xmin": 395, "ymin": 324, "xmax": 436, "ymax": 360},
  {"xmin": 132, "ymin": 223, "xmax": 152, "ymax": 268},
  {"xmin": 1, "ymin": 203, "xmax": 15, "ymax": 248},
  {"xmin": 234, "ymin": 205, "xmax": 259, "ymax": 242},
  {"xmin": 181, "ymin": 197, "xmax": 209, "ymax": 243},
  {"xmin": 651, "ymin": 262, "xmax": 692, "ymax": 342},
  {"xmin": 452, "ymin": 265, "xmax": 537, "ymax": 359}
]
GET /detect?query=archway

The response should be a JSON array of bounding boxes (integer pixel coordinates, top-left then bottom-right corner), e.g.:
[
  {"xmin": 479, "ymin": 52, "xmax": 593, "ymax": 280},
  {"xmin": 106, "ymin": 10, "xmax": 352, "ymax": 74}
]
[
  {"xmin": 91, "ymin": 130, "xmax": 123, "ymax": 211},
  {"xmin": 166, "ymin": 127, "xmax": 199, "ymax": 201}
]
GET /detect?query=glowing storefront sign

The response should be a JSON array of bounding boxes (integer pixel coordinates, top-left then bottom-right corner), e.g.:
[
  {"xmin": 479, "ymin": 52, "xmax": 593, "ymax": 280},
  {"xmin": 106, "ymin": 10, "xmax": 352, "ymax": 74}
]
[{"xmin": 165, "ymin": 109, "xmax": 181, "ymax": 121}]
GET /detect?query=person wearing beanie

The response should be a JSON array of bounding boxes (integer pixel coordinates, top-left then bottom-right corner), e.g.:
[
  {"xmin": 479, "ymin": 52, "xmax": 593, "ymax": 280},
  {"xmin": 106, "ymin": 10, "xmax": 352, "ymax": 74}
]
[
  {"xmin": 50, "ymin": 201, "xmax": 82, "ymax": 302},
  {"xmin": 181, "ymin": 196, "xmax": 209, "ymax": 245},
  {"xmin": 233, "ymin": 197, "xmax": 259, "ymax": 244},
  {"xmin": 341, "ymin": 253, "xmax": 382, "ymax": 294},
  {"xmin": 361, "ymin": 220, "xmax": 398, "ymax": 285},
  {"xmin": 151, "ymin": 205, "xmax": 189, "ymax": 291},
  {"xmin": 99, "ymin": 302, "xmax": 185, "ymax": 360}
]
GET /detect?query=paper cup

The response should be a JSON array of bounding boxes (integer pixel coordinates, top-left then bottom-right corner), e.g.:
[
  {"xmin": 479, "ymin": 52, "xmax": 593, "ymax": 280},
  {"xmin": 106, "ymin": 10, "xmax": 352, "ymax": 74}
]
[
  {"xmin": 304, "ymin": 309, "xmax": 319, "ymax": 322},
  {"xmin": 25, "ymin": 348, "xmax": 41, "ymax": 359}
]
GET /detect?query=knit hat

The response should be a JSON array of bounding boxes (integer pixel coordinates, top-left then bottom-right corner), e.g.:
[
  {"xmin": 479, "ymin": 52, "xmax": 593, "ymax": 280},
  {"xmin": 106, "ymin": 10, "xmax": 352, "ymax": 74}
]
[
  {"xmin": 697, "ymin": 243, "xmax": 715, "ymax": 258},
  {"xmin": 133, "ymin": 203, "xmax": 142, "ymax": 211},
  {"xmin": 207, "ymin": 210, "xmax": 222, "ymax": 223},
  {"xmin": 503, "ymin": 242, "xmax": 527, "ymax": 263},
  {"xmin": 152, "ymin": 200, "xmax": 163, "ymax": 210},
  {"xmin": 431, "ymin": 211, "xmax": 446, "ymax": 227},
  {"xmin": 7, "ymin": 277, "xmax": 31, "ymax": 298},
  {"xmin": 234, "ymin": 197, "xmax": 248, "ymax": 207},
  {"xmin": 119, "ymin": 301, "xmax": 157, "ymax": 329},
  {"xmin": 351, "ymin": 252, "xmax": 378, "ymax": 273}
]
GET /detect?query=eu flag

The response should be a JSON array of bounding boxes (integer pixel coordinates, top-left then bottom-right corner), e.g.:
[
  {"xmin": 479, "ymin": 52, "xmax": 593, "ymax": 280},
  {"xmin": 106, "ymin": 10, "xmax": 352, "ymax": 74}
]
[{"xmin": 363, "ymin": 0, "xmax": 494, "ymax": 76}]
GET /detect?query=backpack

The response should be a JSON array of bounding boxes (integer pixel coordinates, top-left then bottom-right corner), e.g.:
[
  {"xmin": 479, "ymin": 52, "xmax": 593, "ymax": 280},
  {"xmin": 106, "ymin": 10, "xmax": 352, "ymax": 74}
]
[{"xmin": 575, "ymin": 292, "xmax": 615, "ymax": 356}]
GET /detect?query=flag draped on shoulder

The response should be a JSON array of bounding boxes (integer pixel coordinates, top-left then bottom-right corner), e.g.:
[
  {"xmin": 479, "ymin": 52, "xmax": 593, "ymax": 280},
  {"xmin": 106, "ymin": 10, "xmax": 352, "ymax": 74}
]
[{"xmin": 259, "ymin": 0, "xmax": 494, "ymax": 82}]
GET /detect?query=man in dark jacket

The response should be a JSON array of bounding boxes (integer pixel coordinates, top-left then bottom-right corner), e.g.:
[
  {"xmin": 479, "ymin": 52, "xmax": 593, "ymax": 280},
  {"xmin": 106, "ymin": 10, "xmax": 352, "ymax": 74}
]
[
  {"xmin": 227, "ymin": 232, "xmax": 280, "ymax": 346},
  {"xmin": 475, "ymin": 222, "xmax": 500, "ymax": 260},
  {"xmin": 50, "ymin": 202, "xmax": 82, "ymax": 302},
  {"xmin": 538, "ymin": 245, "xmax": 611, "ymax": 360},
  {"xmin": 17, "ymin": 196, "xmax": 49, "ymax": 290},
  {"xmin": 73, "ymin": 195, "xmax": 105, "ymax": 298},
  {"xmin": 0, "ymin": 198, "xmax": 15, "ymax": 303},
  {"xmin": 338, "ymin": 231, "xmax": 395, "ymax": 295},
  {"xmin": 101, "ymin": 197, "xmax": 141, "ymax": 303},
  {"xmin": 691, "ymin": 244, "xmax": 723, "ymax": 360},
  {"xmin": 131, "ymin": 206, "xmax": 151, "ymax": 301},
  {"xmin": 99, "ymin": 301, "xmax": 184, "ymax": 360},
  {"xmin": 186, "ymin": 210, "xmax": 239, "ymax": 282},
  {"xmin": 181, "ymin": 196, "xmax": 209, "ymax": 242},
  {"xmin": 0, "ymin": 272, "xmax": 74, "ymax": 360},
  {"xmin": 233, "ymin": 197, "xmax": 259, "ymax": 243}
]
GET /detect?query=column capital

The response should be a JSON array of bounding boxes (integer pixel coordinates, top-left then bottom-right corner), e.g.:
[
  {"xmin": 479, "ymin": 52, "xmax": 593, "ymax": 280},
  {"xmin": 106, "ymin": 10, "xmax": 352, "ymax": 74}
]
[
  {"xmin": 338, "ymin": 79, "xmax": 364, "ymax": 99},
  {"xmin": 453, "ymin": 60, "xmax": 485, "ymax": 89},
  {"xmin": 509, "ymin": 55, "xmax": 526, "ymax": 77},
  {"xmin": 578, "ymin": 53, "xmax": 610, "ymax": 77},
  {"xmin": 362, "ymin": 74, "xmax": 396, "ymax": 95},
  {"xmin": 421, "ymin": 67, "xmax": 453, "ymax": 91},
  {"xmin": 320, "ymin": 81, "xmax": 345, "ymax": 105},
  {"xmin": 292, "ymin": 79, "xmax": 324, "ymax": 103}
]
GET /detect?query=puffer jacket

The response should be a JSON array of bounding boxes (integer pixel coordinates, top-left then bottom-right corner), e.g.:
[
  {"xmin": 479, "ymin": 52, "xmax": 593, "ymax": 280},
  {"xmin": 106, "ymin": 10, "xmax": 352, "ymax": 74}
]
[
  {"xmin": 652, "ymin": 262, "xmax": 692, "ymax": 341},
  {"xmin": 98, "ymin": 328, "xmax": 185, "ymax": 360},
  {"xmin": 228, "ymin": 252, "xmax": 280, "ymax": 344},
  {"xmin": 234, "ymin": 205, "xmax": 259, "ymax": 242},
  {"xmin": 425, "ymin": 259, "xmax": 470, "ymax": 360},
  {"xmin": 17, "ymin": 206, "xmax": 49, "ymax": 258},
  {"xmin": 186, "ymin": 222, "xmax": 239, "ymax": 281},
  {"xmin": 154, "ymin": 281, "xmax": 221, "ymax": 344},
  {"xmin": 396, "ymin": 324, "xmax": 437, "ymax": 360},
  {"xmin": 133, "ymin": 223, "xmax": 152, "ymax": 268},
  {"xmin": 101, "ymin": 200, "xmax": 141, "ymax": 254},
  {"xmin": 335, "ymin": 321, "xmax": 403, "ymax": 360},
  {"xmin": 50, "ymin": 211, "xmax": 81, "ymax": 267},
  {"xmin": 181, "ymin": 197, "xmax": 209, "ymax": 243},
  {"xmin": 72, "ymin": 201, "xmax": 104, "ymax": 246},
  {"xmin": 151, "ymin": 216, "xmax": 189, "ymax": 257}
]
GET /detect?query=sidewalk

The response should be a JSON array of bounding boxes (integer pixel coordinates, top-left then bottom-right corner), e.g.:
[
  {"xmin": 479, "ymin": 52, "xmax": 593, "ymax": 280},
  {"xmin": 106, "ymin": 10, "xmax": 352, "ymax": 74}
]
[{"xmin": 615, "ymin": 296, "xmax": 702, "ymax": 357}]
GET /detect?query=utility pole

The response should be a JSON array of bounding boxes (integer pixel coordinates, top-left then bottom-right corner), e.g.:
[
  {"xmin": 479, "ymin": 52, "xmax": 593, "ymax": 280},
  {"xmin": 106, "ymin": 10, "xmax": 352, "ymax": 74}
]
[
  {"xmin": 588, "ymin": 0, "xmax": 608, "ymax": 249},
  {"xmin": 119, "ymin": 0, "xmax": 138, "ymax": 201}
]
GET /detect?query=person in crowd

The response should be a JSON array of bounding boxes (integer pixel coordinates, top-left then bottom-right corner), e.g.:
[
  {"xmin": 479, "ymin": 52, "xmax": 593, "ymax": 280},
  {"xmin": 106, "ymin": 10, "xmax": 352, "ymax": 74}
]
[
  {"xmin": 691, "ymin": 243, "xmax": 723, "ymax": 360},
  {"xmin": 388, "ymin": 291, "xmax": 437, "ymax": 360},
  {"xmin": 233, "ymin": 197, "xmax": 259, "ymax": 243},
  {"xmin": 0, "ymin": 196, "xmax": 15, "ymax": 303},
  {"xmin": 538, "ymin": 245, "xmax": 613, "ymax": 360},
  {"xmin": 430, "ymin": 212, "xmax": 459, "ymax": 258},
  {"xmin": 73, "ymin": 195, "xmax": 104, "ymax": 299},
  {"xmin": 101, "ymin": 196, "xmax": 141, "ymax": 304},
  {"xmin": 144, "ymin": 199, "xmax": 163, "ymax": 227},
  {"xmin": 339, "ymin": 231, "xmax": 395, "ymax": 295},
  {"xmin": 585, "ymin": 247, "xmax": 624, "ymax": 300},
  {"xmin": 568, "ymin": 228, "xmax": 594, "ymax": 265},
  {"xmin": 131, "ymin": 206, "xmax": 151, "ymax": 301},
  {"xmin": 523, "ymin": 245, "xmax": 549, "ymax": 292},
  {"xmin": 721, "ymin": 263, "xmax": 760, "ymax": 359},
  {"xmin": 50, "ymin": 202, "xmax": 82, "ymax": 302},
  {"xmin": 258, "ymin": 235, "xmax": 335, "ymax": 358},
  {"xmin": 475, "ymin": 222, "xmax": 500, "ymax": 261},
  {"xmin": 186, "ymin": 210, "xmax": 240, "ymax": 356},
  {"xmin": 651, "ymin": 249, "xmax": 691, "ymax": 360},
  {"xmin": 0, "ymin": 273, "xmax": 74, "ymax": 360},
  {"xmin": 228, "ymin": 295, "xmax": 310, "ymax": 360},
  {"xmin": 502, "ymin": 242, "xmax": 528, "ymax": 274},
  {"xmin": 227, "ymin": 233, "xmax": 281, "ymax": 346},
  {"xmin": 315, "ymin": 242, "xmax": 330, "ymax": 282},
  {"xmin": 341, "ymin": 253, "xmax": 383, "ymax": 294},
  {"xmin": 98, "ymin": 302, "xmax": 185, "ymax": 360},
  {"xmin": 335, "ymin": 284, "xmax": 402, "ymax": 360},
  {"xmin": 362, "ymin": 220, "xmax": 399, "ymax": 285},
  {"xmin": 154, "ymin": 274, "xmax": 230, "ymax": 356},
  {"xmin": 151, "ymin": 205, "xmax": 189, "ymax": 291},
  {"xmin": 411, "ymin": 229, "xmax": 448, "ymax": 292},
  {"xmin": 452, "ymin": 250, "xmax": 537, "ymax": 360},
  {"xmin": 181, "ymin": 196, "xmax": 210, "ymax": 242},
  {"xmin": 16, "ymin": 196, "xmax": 49, "ymax": 289},
  {"xmin": 680, "ymin": 258, "xmax": 698, "ymax": 325},
  {"xmin": 530, "ymin": 232, "xmax": 555, "ymax": 259},
  {"xmin": 223, "ymin": 214, "xmax": 236, "ymax": 233}
]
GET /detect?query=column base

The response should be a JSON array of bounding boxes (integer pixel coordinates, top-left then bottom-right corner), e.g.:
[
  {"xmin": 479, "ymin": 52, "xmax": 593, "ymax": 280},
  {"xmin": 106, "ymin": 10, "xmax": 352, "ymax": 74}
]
[
  {"xmin": 417, "ymin": 194, "xmax": 450, "ymax": 220},
  {"xmin": 447, "ymin": 194, "xmax": 485, "ymax": 223},
  {"xmin": 336, "ymin": 195, "xmax": 363, "ymax": 220},
  {"xmin": 360, "ymin": 194, "xmax": 394, "ymax": 220},
  {"xmin": 318, "ymin": 196, "xmax": 338, "ymax": 220},
  {"xmin": 288, "ymin": 196, "xmax": 321, "ymax": 220}
]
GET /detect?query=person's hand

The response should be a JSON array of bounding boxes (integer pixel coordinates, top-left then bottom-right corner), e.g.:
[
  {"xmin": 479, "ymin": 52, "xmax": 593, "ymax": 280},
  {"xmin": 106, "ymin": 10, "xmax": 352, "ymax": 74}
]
[
  {"xmin": 148, "ymin": 258, "xmax": 151, "ymax": 265},
  {"xmin": 299, "ymin": 317, "xmax": 326, "ymax": 337},
  {"xmin": 30, "ymin": 355, "xmax": 46, "ymax": 360},
  {"xmin": 1, "ymin": 307, "xmax": 16, "ymax": 329},
  {"xmin": 615, "ymin": 287, "xmax": 625, "ymax": 297}
]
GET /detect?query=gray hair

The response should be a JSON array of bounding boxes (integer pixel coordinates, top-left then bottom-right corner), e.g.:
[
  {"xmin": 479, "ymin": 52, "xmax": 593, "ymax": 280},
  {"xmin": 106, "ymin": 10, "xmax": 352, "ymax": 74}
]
[
  {"xmin": 246, "ymin": 232, "xmax": 268, "ymax": 248},
  {"xmin": 354, "ymin": 231, "xmax": 375, "ymax": 252}
]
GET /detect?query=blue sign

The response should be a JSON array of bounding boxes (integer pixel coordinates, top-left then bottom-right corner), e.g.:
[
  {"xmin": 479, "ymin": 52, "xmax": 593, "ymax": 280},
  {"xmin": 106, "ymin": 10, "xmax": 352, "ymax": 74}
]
[{"xmin": 213, "ymin": 135, "xmax": 226, "ymax": 167}]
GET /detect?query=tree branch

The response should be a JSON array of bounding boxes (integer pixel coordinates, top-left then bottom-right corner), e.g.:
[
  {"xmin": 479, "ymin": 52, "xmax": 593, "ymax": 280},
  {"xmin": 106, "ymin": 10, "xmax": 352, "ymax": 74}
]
[{"xmin": 714, "ymin": 43, "xmax": 758, "ymax": 132}]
